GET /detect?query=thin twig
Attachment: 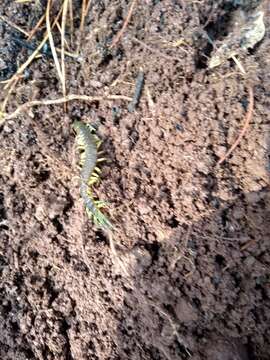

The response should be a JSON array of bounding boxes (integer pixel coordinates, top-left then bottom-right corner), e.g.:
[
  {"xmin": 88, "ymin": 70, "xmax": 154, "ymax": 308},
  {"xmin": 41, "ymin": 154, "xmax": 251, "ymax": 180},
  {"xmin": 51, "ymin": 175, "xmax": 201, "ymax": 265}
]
[
  {"xmin": 27, "ymin": 13, "xmax": 46, "ymax": 40},
  {"xmin": 1, "ymin": 94, "xmax": 132, "ymax": 122},
  {"xmin": 218, "ymin": 86, "xmax": 254, "ymax": 165},
  {"xmin": 110, "ymin": 0, "xmax": 137, "ymax": 48}
]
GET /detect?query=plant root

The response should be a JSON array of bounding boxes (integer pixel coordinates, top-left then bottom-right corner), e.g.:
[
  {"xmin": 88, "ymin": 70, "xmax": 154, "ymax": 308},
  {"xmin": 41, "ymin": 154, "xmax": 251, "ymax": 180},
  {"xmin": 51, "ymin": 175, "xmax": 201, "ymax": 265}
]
[{"xmin": 218, "ymin": 86, "xmax": 254, "ymax": 165}]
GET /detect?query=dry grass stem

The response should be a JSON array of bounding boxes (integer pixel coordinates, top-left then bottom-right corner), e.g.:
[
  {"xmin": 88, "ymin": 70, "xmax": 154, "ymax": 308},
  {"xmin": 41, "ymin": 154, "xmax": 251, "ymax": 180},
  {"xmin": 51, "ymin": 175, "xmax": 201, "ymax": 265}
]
[
  {"xmin": 1, "ymin": 78, "xmax": 20, "ymax": 114},
  {"xmin": 56, "ymin": 48, "xmax": 80, "ymax": 59},
  {"xmin": 150, "ymin": 302, "xmax": 191, "ymax": 356},
  {"xmin": 85, "ymin": 0, "xmax": 92, "ymax": 16},
  {"xmin": 0, "ymin": 15, "xmax": 29, "ymax": 37},
  {"xmin": 61, "ymin": 0, "xmax": 70, "ymax": 105},
  {"xmin": 132, "ymin": 37, "xmax": 181, "ymax": 62},
  {"xmin": 55, "ymin": 21, "xmax": 66, "ymax": 45},
  {"xmin": 108, "ymin": 232, "xmax": 129, "ymax": 276},
  {"xmin": 46, "ymin": 0, "xmax": 64, "ymax": 90},
  {"xmin": 4, "ymin": 38, "xmax": 47, "ymax": 90},
  {"xmin": 232, "ymin": 55, "xmax": 246, "ymax": 75},
  {"xmin": 79, "ymin": 0, "xmax": 87, "ymax": 39},
  {"xmin": 68, "ymin": 0, "xmax": 74, "ymax": 45},
  {"xmin": 4, "ymin": 4, "xmax": 63, "ymax": 90}
]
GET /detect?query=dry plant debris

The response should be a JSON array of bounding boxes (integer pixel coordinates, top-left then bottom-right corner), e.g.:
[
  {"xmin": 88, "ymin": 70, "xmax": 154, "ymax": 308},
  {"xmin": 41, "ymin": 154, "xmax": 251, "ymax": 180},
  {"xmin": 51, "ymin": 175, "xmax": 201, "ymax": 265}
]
[{"xmin": 208, "ymin": 7, "xmax": 265, "ymax": 68}]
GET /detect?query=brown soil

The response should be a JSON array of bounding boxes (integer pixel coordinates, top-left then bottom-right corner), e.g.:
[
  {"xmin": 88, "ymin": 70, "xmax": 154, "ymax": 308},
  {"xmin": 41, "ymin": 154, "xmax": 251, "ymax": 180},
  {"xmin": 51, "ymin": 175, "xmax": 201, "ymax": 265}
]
[{"xmin": 0, "ymin": 1, "xmax": 270, "ymax": 359}]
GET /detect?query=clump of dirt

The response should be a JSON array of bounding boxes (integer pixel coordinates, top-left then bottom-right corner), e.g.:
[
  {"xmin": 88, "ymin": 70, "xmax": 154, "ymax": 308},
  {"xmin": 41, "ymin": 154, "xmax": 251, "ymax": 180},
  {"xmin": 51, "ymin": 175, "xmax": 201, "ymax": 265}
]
[{"xmin": 0, "ymin": 0, "xmax": 269, "ymax": 359}]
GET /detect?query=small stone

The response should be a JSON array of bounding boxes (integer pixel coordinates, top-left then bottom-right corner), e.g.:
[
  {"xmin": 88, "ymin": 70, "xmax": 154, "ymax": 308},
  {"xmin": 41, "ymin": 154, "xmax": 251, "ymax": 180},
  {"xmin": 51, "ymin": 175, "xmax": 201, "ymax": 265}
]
[
  {"xmin": 176, "ymin": 299, "xmax": 198, "ymax": 323},
  {"xmin": 3, "ymin": 121, "xmax": 15, "ymax": 134},
  {"xmin": 243, "ymin": 256, "xmax": 256, "ymax": 267},
  {"xmin": 35, "ymin": 205, "xmax": 46, "ymax": 222}
]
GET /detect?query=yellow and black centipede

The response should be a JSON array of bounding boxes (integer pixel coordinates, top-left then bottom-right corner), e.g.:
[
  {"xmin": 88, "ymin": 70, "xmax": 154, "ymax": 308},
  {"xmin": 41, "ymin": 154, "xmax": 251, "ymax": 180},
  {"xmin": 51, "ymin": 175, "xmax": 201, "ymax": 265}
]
[{"xmin": 73, "ymin": 121, "xmax": 112, "ymax": 230}]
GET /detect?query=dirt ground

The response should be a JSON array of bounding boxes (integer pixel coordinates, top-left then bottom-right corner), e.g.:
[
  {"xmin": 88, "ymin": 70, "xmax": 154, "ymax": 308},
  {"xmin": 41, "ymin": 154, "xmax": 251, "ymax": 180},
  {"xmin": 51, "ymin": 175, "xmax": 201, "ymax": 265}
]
[{"xmin": 0, "ymin": 0, "xmax": 270, "ymax": 359}]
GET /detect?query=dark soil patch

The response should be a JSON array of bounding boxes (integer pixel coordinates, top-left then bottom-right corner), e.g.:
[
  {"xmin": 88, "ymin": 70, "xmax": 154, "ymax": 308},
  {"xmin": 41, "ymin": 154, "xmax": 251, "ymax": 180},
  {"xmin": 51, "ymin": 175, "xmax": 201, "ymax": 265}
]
[{"xmin": 0, "ymin": 0, "xmax": 269, "ymax": 359}]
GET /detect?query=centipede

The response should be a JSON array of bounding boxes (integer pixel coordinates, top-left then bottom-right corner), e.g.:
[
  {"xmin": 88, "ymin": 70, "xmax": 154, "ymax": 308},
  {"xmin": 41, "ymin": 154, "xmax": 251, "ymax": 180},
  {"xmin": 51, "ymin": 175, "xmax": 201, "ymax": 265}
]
[{"xmin": 73, "ymin": 121, "xmax": 113, "ymax": 230}]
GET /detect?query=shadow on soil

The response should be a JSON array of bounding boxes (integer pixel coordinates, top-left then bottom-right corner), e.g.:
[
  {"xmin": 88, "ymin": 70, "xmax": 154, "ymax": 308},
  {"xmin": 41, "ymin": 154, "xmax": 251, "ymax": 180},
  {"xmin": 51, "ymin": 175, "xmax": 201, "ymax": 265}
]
[{"xmin": 115, "ymin": 181, "xmax": 270, "ymax": 359}]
